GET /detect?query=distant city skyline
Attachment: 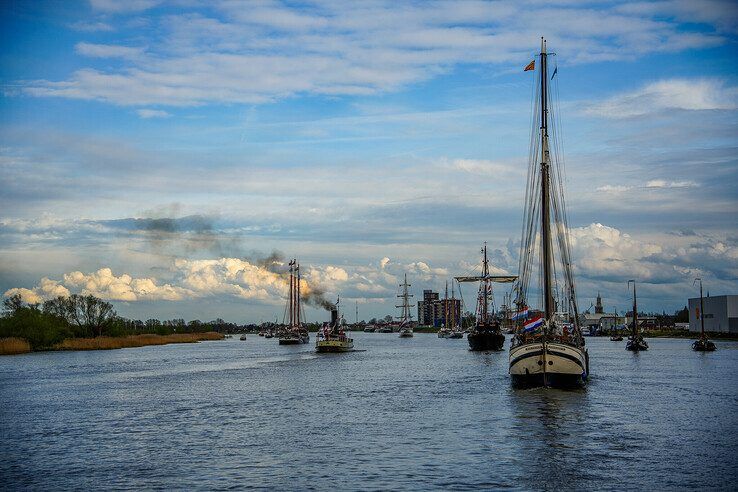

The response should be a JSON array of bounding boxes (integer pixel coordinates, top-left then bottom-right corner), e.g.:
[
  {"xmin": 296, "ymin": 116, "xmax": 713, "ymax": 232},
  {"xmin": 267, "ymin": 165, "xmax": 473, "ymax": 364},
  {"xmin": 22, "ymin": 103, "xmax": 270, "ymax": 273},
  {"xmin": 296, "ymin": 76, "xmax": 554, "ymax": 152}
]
[{"xmin": 1, "ymin": 1, "xmax": 737, "ymax": 322}]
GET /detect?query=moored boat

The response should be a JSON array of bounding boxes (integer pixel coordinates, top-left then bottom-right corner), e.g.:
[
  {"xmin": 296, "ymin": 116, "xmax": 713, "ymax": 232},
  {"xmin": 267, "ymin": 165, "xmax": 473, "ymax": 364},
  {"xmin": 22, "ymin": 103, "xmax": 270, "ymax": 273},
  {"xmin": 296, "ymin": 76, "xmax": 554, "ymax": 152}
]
[{"xmin": 508, "ymin": 39, "xmax": 589, "ymax": 388}]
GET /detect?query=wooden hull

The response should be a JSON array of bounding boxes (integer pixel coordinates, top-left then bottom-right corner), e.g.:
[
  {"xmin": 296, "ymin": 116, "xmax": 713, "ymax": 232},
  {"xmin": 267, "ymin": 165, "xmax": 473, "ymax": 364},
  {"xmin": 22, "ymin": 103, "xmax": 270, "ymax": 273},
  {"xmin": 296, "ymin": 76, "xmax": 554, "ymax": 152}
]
[
  {"xmin": 626, "ymin": 337, "xmax": 648, "ymax": 351},
  {"xmin": 278, "ymin": 334, "xmax": 310, "ymax": 345},
  {"xmin": 692, "ymin": 339, "xmax": 716, "ymax": 351},
  {"xmin": 468, "ymin": 331, "xmax": 504, "ymax": 351},
  {"xmin": 509, "ymin": 341, "xmax": 588, "ymax": 388},
  {"xmin": 316, "ymin": 339, "xmax": 354, "ymax": 352}
]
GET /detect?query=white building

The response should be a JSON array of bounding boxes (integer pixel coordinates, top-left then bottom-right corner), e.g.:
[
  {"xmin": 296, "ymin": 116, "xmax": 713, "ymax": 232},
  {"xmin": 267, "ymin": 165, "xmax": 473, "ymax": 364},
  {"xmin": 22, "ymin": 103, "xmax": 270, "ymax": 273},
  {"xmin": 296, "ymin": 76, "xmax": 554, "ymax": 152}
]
[{"xmin": 688, "ymin": 294, "xmax": 738, "ymax": 333}]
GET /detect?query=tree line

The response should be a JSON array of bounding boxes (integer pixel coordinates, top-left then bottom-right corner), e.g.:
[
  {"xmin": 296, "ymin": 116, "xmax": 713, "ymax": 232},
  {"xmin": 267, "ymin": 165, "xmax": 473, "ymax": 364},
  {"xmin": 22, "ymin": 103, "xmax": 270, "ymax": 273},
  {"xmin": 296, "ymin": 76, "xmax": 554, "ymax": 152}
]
[{"xmin": 0, "ymin": 294, "xmax": 238, "ymax": 350}]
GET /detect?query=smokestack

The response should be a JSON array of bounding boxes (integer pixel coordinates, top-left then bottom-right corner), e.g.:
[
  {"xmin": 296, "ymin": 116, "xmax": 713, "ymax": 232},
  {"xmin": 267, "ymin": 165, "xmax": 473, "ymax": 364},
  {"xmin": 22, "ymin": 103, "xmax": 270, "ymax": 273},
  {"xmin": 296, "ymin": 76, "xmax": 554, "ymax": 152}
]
[{"xmin": 331, "ymin": 308, "xmax": 338, "ymax": 329}]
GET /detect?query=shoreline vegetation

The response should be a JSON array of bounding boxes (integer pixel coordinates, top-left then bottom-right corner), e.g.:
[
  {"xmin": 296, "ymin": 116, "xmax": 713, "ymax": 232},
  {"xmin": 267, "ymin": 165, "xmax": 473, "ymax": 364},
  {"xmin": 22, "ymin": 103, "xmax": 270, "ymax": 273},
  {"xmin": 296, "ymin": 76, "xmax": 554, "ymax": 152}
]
[
  {"xmin": 1, "ymin": 293, "xmax": 228, "ymax": 356},
  {"xmin": 0, "ymin": 332, "xmax": 224, "ymax": 356}
]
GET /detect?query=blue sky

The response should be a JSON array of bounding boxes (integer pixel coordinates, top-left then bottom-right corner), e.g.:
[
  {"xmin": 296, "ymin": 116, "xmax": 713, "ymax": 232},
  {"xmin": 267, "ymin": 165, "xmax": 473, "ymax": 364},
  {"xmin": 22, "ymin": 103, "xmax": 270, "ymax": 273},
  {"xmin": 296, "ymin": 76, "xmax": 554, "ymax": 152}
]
[{"xmin": 1, "ymin": 0, "xmax": 737, "ymax": 323}]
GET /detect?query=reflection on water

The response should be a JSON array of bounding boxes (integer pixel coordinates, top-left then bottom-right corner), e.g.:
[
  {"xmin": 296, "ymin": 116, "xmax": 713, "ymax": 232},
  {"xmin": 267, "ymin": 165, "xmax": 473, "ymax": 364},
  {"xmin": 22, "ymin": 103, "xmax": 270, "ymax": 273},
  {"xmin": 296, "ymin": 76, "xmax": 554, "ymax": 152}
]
[{"xmin": 1, "ymin": 334, "xmax": 736, "ymax": 489}]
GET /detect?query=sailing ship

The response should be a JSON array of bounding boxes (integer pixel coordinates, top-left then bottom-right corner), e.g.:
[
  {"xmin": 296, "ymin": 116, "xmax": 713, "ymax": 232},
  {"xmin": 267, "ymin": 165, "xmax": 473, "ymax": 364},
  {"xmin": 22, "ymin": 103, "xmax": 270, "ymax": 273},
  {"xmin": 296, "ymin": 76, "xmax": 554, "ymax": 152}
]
[
  {"xmin": 457, "ymin": 243, "xmax": 516, "ymax": 351},
  {"xmin": 278, "ymin": 259, "xmax": 310, "ymax": 345},
  {"xmin": 397, "ymin": 273, "xmax": 414, "ymax": 337},
  {"xmin": 316, "ymin": 297, "xmax": 354, "ymax": 353},
  {"xmin": 437, "ymin": 281, "xmax": 463, "ymax": 338},
  {"xmin": 625, "ymin": 280, "xmax": 648, "ymax": 351},
  {"xmin": 509, "ymin": 39, "xmax": 589, "ymax": 387},
  {"xmin": 692, "ymin": 278, "xmax": 716, "ymax": 351}
]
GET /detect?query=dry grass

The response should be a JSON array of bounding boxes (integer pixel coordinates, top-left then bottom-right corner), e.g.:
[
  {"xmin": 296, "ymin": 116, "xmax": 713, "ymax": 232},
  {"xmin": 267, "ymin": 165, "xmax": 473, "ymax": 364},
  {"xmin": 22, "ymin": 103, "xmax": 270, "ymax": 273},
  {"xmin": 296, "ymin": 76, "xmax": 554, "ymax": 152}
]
[
  {"xmin": 54, "ymin": 332, "xmax": 224, "ymax": 351},
  {"xmin": 0, "ymin": 337, "xmax": 32, "ymax": 355}
]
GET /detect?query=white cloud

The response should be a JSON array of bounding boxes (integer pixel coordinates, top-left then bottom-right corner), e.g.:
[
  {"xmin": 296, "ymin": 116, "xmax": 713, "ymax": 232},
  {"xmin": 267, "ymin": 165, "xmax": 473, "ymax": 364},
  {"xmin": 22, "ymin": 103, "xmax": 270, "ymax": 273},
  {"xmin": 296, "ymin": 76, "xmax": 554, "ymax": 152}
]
[
  {"xmin": 645, "ymin": 179, "xmax": 697, "ymax": 188},
  {"xmin": 63, "ymin": 268, "xmax": 189, "ymax": 301},
  {"xmin": 89, "ymin": 0, "xmax": 161, "ymax": 13},
  {"xmin": 585, "ymin": 78, "xmax": 738, "ymax": 118},
  {"xmin": 136, "ymin": 109, "xmax": 171, "ymax": 119},
  {"xmin": 596, "ymin": 184, "xmax": 631, "ymax": 193},
  {"xmin": 21, "ymin": 3, "xmax": 729, "ymax": 106},
  {"xmin": 75, "ymin": 42, "xmax": 145, "ymax": 59},
  {"xmin": 69, "ymin": 21, "xmax": 114, "ymax": 32},
  {"xmin": 447, "ymin": 158, "xmax": 520, "ymax": 177},
  {"xmin": 4, "ymin": 278, "xmax": 70, "ymax": 304}
]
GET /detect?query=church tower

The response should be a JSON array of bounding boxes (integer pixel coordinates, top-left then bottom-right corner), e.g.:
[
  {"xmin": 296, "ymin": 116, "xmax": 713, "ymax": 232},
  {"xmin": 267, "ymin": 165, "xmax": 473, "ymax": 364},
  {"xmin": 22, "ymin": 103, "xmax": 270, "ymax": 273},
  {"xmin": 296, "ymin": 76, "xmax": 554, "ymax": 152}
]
[{"xmin": 595, "ymin": 292, "xmax": 604, "ymax": 314}]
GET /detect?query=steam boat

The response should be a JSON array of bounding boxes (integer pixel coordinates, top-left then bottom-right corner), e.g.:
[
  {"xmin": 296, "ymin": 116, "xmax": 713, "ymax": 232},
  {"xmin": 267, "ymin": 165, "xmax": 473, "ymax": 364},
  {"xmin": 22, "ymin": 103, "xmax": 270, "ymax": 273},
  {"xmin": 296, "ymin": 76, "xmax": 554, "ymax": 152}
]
[
  {"xmin": 625, "ymin": 280, "xmax": 648, "ymax": 351},
  {"xmin": 508, "ymin": 39, "xmax": 589, "ymax": 387},
  {"xmin": 456, "ymin": 243, "xmax": 516, "ymax": 351},
  {"xmin": 278, "ymin": 259, "xmax": 310, "ymax": 345},
  {"xmin": 316, "ymin": 298, "xmax": 354, "ymax": 353},
  {"xmin": 397, "ymin": 274, "xmax": 414, "ymax": 338}
]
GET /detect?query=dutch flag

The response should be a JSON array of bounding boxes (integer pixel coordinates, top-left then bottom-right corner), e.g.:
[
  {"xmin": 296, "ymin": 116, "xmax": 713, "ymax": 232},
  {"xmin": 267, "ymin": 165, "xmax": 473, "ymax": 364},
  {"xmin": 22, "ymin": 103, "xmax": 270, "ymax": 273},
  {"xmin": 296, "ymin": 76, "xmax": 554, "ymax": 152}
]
[
  {"xmin": 512, "ymin": 307, "xmax": 529, "ymax": 321},
  {"xmin": 523, "ymin": 316, "xmax": 544, "ymax": 332}
]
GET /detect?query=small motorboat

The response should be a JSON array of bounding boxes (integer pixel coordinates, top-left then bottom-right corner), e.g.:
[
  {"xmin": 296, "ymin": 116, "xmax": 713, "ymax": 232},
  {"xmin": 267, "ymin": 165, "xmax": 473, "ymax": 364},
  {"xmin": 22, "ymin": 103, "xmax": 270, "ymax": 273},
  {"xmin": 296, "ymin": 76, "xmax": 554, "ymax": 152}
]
[
  {"xmin": 239, "ymin": 334, "xmax": 247, "ymax": 341},
  {"xmin": 610, "ymin": 335, "xmax": 623, "ymax": 341}
]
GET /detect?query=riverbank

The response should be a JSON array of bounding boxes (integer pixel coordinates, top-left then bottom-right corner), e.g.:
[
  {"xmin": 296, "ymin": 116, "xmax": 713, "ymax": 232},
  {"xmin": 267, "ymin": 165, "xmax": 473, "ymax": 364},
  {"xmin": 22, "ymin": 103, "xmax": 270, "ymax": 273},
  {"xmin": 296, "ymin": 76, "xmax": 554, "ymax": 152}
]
[
  {"xmin": 643, "ymin": 330, "xmax": 738, "ymax": 340},
  {"xmin": 0, "ymin": 332, "xmax": 224, "ymax": 355}
]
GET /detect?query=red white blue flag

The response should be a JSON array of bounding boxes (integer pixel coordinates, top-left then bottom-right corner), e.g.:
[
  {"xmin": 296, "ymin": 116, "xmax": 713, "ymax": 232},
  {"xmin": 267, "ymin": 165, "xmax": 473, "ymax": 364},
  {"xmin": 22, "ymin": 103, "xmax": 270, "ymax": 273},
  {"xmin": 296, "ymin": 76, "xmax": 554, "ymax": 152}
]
[
  {"xmin": 523, "ymin": 316, "xmax": 544, "ymax": 332},
  {"xmin": 512, "ymin": 307, "xmax": 529, "ymax": 320}
]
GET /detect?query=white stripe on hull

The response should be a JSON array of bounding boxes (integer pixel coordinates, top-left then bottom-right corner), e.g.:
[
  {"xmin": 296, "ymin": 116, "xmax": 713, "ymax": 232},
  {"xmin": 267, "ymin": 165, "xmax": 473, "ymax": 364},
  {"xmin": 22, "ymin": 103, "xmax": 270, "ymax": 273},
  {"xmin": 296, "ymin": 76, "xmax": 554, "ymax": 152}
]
[{"xmin": 509, "ymin": 341, "xmax": 587, "ymax": 377}]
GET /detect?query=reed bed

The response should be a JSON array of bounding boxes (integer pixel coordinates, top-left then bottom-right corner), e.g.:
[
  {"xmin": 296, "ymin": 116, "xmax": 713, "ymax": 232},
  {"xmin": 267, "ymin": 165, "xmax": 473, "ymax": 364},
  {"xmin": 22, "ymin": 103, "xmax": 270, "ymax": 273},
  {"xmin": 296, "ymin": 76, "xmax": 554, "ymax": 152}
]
[
  {"xmin": 0, "ymin": 337, "xmax": 32, "ymax": 355},
  {"xmin": 54, "ymin": 332, "xmax": 224, "ymax": 351}
]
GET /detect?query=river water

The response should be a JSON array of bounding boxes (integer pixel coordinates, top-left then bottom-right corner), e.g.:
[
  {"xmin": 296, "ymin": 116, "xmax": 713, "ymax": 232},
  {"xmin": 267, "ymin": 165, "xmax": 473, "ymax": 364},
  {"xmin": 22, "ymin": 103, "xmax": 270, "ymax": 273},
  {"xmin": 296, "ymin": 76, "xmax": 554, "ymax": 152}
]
[{"xmin": 1, "ymin": 333, "xmax": 736, "ymax": 490}]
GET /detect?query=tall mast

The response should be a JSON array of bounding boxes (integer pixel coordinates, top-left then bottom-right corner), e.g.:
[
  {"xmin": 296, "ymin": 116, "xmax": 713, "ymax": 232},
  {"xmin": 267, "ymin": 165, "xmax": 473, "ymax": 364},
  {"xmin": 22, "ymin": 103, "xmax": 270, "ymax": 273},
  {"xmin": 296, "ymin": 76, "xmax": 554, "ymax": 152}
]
[
  {"xmin": 445, "ymin": 280, "xmax": 449, "ymax": 328},
  {"xmin": 396, "ymin": 273, "xmax": 413, "ymax": 323},
  {"xmin": 482, "ymin": 242, "xmax": 489, "ymax": 323},
  {"xmin": 289, "ymin": 260, "xmax": 294, "ymax": 327},
  {"xmin": 296, "ymin": 262, "xmax": 301, "ymax": 327},
  {"xmin": 540, "ymin": 37, "xmax": 554, "ymax": 322},
  {"xmin": 629, "ymin": 280, "xmax": 638, "ymax": 339},
  {"xmin": 696, "ymin": 278, "xmax": 704, "ymax": 337},
  {"xmin": 451, "ymin": 280, "xmax": 456, "ymax": 329}
]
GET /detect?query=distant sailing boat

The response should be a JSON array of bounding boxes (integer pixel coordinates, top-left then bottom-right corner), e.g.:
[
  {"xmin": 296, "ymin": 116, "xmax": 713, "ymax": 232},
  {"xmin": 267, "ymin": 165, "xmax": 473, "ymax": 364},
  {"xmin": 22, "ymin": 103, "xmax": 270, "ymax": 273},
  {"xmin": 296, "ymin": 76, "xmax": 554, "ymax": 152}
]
[
  {"xmin": 509, "ymin": 39, "xmax": 589, "ymax": 387},
  {"xmin": 691, "ymin": 278, "xmax": 716, "ymax": 352},
  {"xmin": 456, "ymin": 243, "xmax": 517, "ymax": 351},
  {"xmin": 625, "ymin": 280, "xmax": 648, "ymax": 351},
  {"xmin": 278, "ymin": 259, "xmax": 310, "ymax": 345},
  {"xmin": 438, "ymin": 281, "xmax": 464, "ymax": 339},
  {"xmin": 397, "ymin": 274, "xmax": 414, "ymax": 337}
]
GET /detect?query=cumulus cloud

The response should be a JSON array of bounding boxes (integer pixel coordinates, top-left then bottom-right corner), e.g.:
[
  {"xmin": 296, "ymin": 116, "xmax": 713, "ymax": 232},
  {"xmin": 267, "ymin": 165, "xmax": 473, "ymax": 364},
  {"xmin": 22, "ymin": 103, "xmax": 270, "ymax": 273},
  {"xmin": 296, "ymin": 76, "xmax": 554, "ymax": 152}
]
[
  {"xmin": 585, "ymin": 78, "xmax": 738, "ymax": 119},
  {"xmin": 3, "ymin": 259, "xmax": 357, "ymax": 306},
  {"xmin": 63, "ymin": 268, "xmax": 190, "ymax": 301},
  {"xmin": 4, "ymin": 278, "xmax": 70, "ymax": 304}
]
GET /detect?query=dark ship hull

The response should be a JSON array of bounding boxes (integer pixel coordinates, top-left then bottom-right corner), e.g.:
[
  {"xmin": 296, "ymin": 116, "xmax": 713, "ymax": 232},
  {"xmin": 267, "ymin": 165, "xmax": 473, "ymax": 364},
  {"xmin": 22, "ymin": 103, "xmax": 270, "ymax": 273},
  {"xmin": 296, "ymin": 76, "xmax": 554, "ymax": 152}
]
[
  {"xmin": 692, "ymin": 338, "xmax": 716, "ymax": 351},
  {"xmin": 468, "ymin": 327, "xmax": 505, "ymax": 351},
  {"xmin": 626, "ymin": 337, "xmax": 648, "ymax": 351}
]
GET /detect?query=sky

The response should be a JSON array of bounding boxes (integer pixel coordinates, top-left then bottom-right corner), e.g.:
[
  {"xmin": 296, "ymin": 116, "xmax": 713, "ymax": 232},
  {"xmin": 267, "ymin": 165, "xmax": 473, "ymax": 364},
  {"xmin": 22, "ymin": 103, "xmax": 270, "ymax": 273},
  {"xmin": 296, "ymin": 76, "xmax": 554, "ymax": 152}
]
[{"xmin": 1, "ymin": 0, "xmax": 737, "ymax": 323}]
